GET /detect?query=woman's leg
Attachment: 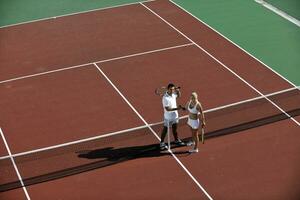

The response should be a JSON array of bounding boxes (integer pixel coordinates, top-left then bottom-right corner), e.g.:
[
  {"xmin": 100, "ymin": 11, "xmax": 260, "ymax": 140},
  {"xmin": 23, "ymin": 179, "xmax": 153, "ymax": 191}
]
[
  {"xmin": 189, "ymin": 127, "xmax": 199, "ymax": 152},
  {"xmin": 192, "ymin": 128, "xmax": 199, "ymax": 150},
  {"xmin": 193, "ymin": 129, "xmax": 199, "ymax": 150}
]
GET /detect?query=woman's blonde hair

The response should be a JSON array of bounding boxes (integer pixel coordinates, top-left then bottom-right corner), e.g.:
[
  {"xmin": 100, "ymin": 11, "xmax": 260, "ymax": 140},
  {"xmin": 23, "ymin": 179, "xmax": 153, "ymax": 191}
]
[
  {"xmin": 191, "ymin": 92, "xmax": 198, "ymax": 99},
  {"xmin": 190, "ymin": 92, "xmax": 199, "ymax": 104}
]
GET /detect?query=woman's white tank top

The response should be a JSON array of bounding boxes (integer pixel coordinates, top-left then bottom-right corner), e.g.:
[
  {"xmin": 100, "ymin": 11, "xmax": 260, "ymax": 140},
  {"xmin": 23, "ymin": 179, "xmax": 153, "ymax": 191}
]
[{"xmin": 188, "ymin": 101, "xmax": 199, "ymax": 114}]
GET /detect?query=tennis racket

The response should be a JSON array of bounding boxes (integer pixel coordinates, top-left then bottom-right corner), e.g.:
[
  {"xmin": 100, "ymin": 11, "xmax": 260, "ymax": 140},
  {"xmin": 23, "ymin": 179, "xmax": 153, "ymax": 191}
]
[
  {"xmin": 155, "ymin": 86, "xmax": 167, "ymax": 96},
  {"xmin": 201, "ymin": 128, "xmax": 205, "ymax": 144}
]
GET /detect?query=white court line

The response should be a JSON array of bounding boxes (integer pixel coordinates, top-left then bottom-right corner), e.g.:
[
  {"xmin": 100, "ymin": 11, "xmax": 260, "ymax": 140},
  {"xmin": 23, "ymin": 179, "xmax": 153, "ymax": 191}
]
[
  {"xmin": 0, "ymin": 85, "xmax": 298, "ymax": 161},
  {"xmin": 255, "ymin": 0, "xmax": 300, "ymax": 27},
  {"xmin": 204, "ymin": 85, "xmax": 299, "ymax": 113},
  {"xmin": 0, "ymin": 0, "xmax": 157, "ymax": 29},
  {"xmin": 0, "ymin": 128, "xmax": 31, "ymax": 200},
  {"xmin": 168, "ymin": 0, "xmax": 299, "ymax": 91},
  {"xmin": 159, "ymin": 85, "xmax": 300, "ymax": 123},
  {"xmin": 94, "ymin": 63, "xmax": 214, "ymax": 200},
  {"xmin": 0, "ymin": 43, "xmax": 193, "ymax": 84},
  {"xmin": 0, "ymin": 125, "xmax": 148, "ymax": 160},
  {"xmin": 140, "ymin": 2, "xmax": 300, "ymax": 126}
]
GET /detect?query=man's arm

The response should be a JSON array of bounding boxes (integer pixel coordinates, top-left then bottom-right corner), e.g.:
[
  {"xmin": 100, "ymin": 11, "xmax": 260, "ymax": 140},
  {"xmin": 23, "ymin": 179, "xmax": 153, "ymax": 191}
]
[
  {"xmin": 165, "ymin": 105, "xmax": 183, "ymax": 111},
  {"xmin": 163, "ymin": 92, "xmax": 183, "ymax": 111},
  {"xmin": 175, "ymin": 87, "xmax": 181, "ymax": 98}
]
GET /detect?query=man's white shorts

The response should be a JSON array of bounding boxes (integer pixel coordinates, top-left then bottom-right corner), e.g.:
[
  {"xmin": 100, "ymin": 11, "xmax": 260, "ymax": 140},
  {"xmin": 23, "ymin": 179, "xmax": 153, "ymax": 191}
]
[{"xmin": 164, "ymin": 118, "xmax": 179, "ymax": 127}]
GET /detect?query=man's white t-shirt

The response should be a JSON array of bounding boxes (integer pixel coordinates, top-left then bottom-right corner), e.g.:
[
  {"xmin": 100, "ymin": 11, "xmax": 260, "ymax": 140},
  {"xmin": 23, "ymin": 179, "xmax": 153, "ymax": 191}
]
[{"xmin": 162, "ymin": 93, "xmax": 178, "ymax": 120}]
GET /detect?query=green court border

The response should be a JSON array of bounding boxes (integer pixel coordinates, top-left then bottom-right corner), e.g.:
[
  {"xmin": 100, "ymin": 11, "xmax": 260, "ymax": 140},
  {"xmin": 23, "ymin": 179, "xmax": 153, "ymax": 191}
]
[{"xmin": 0, "ymin": 0, "xmax": 145, "ymax": 27}]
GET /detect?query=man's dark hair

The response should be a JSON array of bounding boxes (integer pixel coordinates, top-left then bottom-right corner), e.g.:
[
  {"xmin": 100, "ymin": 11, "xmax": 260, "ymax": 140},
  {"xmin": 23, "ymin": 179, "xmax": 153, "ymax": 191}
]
[{"xmin": 167, "ymin": 83, "xmax": 175, "ymax": 89}]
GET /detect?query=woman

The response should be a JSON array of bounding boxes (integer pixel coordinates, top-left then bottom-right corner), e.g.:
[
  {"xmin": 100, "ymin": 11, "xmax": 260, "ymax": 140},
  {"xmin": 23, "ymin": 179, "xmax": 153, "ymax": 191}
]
[{"xmin": 185, "ymin": 92, "xmax": 205, "ymax": 153}]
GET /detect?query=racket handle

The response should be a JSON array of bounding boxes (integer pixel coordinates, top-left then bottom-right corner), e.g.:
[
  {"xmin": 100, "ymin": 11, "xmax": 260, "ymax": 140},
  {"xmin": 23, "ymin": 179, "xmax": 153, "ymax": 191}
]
[{"xmin": 202, "ymin": 134, "xmax": 204, "ymax": 144}]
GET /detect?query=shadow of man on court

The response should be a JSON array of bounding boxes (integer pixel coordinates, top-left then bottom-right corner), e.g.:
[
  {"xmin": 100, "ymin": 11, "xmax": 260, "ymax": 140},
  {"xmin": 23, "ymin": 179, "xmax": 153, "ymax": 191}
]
[
  {"xmin": 77, "ymin": 143, "xmax": 189, "ymax": 163},
  {"xmin": 1, "ymin": 142, "xmax": 190, "ymax": 192}
]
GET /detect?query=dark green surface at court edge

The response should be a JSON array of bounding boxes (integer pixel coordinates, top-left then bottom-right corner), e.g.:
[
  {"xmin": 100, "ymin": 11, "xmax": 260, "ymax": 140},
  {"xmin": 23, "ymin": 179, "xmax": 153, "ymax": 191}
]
[
  {"xmin": 266, "ymin": 0, "xmax": 300, "ymax": 20},
  {"xmin": 173, "ymin": 0, "xmax": 300, "ymax": 86},
  {"xmin": 0, "ymin": 0, "xmax": 143, "ymax": 26}
]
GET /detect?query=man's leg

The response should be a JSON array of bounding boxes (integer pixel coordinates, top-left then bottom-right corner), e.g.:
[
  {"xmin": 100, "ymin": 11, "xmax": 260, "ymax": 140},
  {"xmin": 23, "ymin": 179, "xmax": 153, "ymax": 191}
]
[
  {"xmin": 171, "ymin": 123, "xmax": 179, "ymax": 141},
  {"xmin": 172, "ymin": 123, "xmax": 185, "ymax": 145},
  {"xmin": 160, "ymin": 126, "xmax": 168, "ymax": 143},
  {"xmin": 160, "ymin": 119, "xmax": 169, "ymax": 150}
]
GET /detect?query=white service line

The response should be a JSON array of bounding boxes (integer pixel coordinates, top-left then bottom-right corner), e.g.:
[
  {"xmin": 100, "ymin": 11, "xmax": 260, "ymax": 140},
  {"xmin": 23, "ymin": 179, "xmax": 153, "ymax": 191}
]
[
  {"xmin": 0, "ymin": 43, "xmax": 193, "ymax": 84},
  {"xmin": 0, "ymin": 0, "xmax": 157, "ymax": 29},
  {"xmin": 168, "ymin": 0, "xmax": 299, "ymax": 90},
  {"xmin": 255, "ymin": 0, "xmax": 300, "ymax": 27},
  {"xmin": 0, "ymin": 128, "xmax": 31, "ymax": 200},
  {"xmin": 1, "ymin": 85, "xmax": 298, "ymax": 161},
  {"xmin": 140, "ymin": 2, "xmax": 300, "ymax": 126},
  {"xmin": 94, "ymin": 63, "xmax": 214, "ymax": 200}
]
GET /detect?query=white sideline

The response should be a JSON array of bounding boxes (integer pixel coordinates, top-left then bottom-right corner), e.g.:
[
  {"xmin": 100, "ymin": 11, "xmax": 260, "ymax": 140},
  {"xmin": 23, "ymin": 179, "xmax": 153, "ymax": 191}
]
[
  {"xmin": 169, "ymin": 0, "xmax": 299, "ymax": 90},
  {"xmin": 255, "ymin": 0, "xmax": 300, "ymax": 27}
]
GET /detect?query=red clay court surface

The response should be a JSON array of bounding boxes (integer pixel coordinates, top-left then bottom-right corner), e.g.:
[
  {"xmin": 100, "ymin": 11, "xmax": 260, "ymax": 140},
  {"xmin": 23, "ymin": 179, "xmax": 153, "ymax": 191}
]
[{"xmin": 0, "ymin": 0, "xmax": 299, "ymax": 199}]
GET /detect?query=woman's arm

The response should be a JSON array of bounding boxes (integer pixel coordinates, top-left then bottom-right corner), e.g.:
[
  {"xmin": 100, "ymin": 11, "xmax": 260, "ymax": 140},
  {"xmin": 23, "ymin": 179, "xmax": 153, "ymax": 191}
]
[{"xmin": 197, "ymin": 102, "xmax": 206, "ymax": 127}]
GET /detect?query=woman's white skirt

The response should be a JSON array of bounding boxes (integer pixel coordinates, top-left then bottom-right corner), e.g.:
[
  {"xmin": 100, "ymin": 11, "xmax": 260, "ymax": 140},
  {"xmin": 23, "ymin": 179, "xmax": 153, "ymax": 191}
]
[{"xmin": 187, "ymin": 118, "xmax": 200, "ymax": 129}]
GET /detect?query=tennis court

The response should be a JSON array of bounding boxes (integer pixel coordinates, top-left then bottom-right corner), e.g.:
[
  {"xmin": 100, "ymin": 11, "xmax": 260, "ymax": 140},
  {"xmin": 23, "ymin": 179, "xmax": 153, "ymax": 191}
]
[{"xmin": 0, "ymin": 0, "xmax": 299, "ymax": 199}]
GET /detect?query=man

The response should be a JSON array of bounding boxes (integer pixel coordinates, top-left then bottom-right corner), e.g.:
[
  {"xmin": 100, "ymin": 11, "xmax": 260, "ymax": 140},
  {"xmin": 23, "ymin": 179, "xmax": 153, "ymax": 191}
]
[{"xmin": 160, "ymin": 83, "xmax": 185, "ymax": 150}]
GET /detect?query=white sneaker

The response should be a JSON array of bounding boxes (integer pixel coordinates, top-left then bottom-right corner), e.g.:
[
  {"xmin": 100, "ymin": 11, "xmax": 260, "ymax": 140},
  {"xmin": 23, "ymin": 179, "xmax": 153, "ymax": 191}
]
[
  {"xmin": 186, "ymin": 141, "xmax": 195, "ymax": 146},
  {"xmin": 160, "ymin": 142, "xmax": 168, "ymax": 150},
  {"xmin": 174, "ymin": 139, "xmax": 185, "ymax": 146},
  {"xmin": 188, "ymin": 149, "xmax": 199, "ymax": 153}
]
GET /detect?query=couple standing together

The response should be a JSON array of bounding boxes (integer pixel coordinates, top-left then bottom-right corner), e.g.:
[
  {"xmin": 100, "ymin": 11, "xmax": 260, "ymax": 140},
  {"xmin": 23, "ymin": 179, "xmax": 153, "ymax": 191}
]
[{"xmin": 160, "ymin": 83, "xmax": 206, "ymax": 153}]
